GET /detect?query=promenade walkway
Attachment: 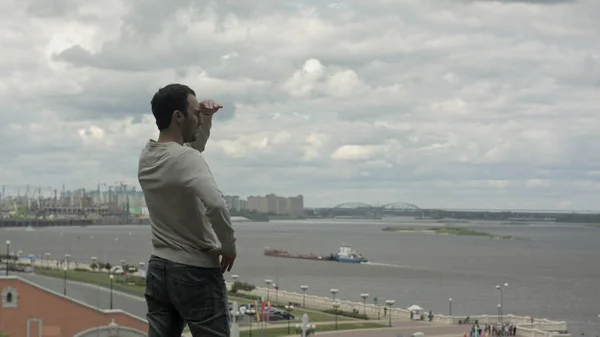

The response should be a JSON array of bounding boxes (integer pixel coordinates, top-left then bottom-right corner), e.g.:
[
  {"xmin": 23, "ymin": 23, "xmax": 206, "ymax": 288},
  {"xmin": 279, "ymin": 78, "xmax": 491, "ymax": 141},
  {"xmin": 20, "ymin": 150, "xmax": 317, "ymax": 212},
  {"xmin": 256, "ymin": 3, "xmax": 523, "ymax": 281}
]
[
  {"xmin": 298, "ymin": 322, "xmax": 466, "ymax": 337},
  {"xmin": 17, "ymin": 259, "xmax": 569, "ymax": 337},
  {"xmin": 181, "ymin": 320, "xmax": 465, "ymax": 337}
]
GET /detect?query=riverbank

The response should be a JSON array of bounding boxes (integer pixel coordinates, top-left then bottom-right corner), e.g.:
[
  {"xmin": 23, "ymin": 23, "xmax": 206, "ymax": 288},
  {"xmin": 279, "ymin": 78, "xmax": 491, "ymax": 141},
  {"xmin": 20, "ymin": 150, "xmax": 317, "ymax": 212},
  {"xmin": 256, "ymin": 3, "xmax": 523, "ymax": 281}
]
[
  {"xmin": 236, "ymin": 322, "xmax": 384, "ymax": 337},
  {"xmin": 27, "ymin": 266, "xmax": 391, "ymax": 336},
  {"xmin": 6, "ymin": 219, "xmax": 588, "ymax": 336},
  {"xmin": 382, "ymin": 226, "xmax": 514, "ymax": 239},
  {"xmin": 7, "ymin": 256, "xmax": 569, "ymax": 337},
  {"xmin": 31, "ymin": 266, "xmax": 359, "ymax": 323}
]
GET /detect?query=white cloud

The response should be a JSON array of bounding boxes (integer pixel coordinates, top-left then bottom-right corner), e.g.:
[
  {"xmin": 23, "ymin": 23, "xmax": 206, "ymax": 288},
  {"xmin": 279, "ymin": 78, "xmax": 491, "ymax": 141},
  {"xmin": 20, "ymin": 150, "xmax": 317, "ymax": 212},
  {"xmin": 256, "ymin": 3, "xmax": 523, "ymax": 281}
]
[
  {"xmin": 1, "ymin": 0, "xmax": 599, "ymax": 209},
  {"xmin": 331, "ymin": 145, "xmax": 379, "ymax": 161}
]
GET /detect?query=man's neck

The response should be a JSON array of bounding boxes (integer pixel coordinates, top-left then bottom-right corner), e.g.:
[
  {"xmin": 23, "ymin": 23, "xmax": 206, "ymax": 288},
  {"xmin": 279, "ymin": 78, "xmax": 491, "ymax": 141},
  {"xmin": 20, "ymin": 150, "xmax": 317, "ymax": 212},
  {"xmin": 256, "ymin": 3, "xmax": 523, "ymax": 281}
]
[{"xmin": 157, "ymin": 130, "xmax": 184, "ymax": 145}]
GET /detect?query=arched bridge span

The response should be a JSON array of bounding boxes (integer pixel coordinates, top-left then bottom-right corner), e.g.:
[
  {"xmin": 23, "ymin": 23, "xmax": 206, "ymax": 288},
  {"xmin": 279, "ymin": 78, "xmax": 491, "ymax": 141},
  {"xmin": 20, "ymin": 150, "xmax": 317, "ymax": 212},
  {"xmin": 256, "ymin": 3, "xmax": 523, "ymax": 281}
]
[
  {"xmin": 381, "ymin": 202, "xmax": 421, "ymax": 210},
  {"xmin": 325, "ymin": 201, "xmax": 422, "ymax": 218},
  {"xmin": 333, "ymin": 202, "xmax": 421, "ymax": 210},
  {"xmin": 334, "ymin": 202, "xmax": 374, "ymax": 209}
]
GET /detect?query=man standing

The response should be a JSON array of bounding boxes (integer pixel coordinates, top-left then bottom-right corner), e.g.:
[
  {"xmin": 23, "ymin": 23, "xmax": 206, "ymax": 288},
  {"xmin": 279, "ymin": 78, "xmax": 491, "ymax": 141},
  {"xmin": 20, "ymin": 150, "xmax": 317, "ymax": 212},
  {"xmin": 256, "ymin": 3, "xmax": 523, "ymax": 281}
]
[{"xmin": 138, "ymin": 83, "xmax": 236, "ymax": 337}]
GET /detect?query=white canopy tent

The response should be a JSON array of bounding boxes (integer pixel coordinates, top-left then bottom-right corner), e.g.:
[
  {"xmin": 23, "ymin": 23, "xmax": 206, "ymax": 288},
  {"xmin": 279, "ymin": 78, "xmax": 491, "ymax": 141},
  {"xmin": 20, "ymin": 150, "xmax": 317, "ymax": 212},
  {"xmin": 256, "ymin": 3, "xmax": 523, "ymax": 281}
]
[{"xmin": 408, "ymin": 305, "xmax": 424, "ymax": 311}]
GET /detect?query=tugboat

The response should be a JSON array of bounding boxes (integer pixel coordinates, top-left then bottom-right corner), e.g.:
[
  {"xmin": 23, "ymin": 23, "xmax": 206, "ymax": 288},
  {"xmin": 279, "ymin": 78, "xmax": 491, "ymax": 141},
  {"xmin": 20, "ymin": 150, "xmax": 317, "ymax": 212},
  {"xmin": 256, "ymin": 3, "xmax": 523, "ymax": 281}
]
[{"xmin": 334, "ymin": 245, "xmax": 368, "ymax": 263}]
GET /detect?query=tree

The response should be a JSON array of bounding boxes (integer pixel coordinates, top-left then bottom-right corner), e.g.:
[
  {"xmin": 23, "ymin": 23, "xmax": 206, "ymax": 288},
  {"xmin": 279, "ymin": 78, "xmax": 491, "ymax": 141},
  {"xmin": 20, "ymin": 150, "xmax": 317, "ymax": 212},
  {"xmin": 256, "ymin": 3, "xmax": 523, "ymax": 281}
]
[
  {"xmin": 231, "ymin": 281, "xmax": 256, "ymax": 293},
  {"xmin": 103, "ymin": 262, "xmax": 112, "ymax": 272}
]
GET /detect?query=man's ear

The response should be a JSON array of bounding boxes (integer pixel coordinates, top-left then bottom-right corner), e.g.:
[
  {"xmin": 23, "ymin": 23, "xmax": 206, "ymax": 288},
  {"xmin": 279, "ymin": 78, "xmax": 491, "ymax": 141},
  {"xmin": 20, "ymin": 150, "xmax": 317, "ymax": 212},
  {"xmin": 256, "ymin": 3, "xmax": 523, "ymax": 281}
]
[{"xmin": 173, "ymin": 110, "xmax": 183, "ymax": 124}]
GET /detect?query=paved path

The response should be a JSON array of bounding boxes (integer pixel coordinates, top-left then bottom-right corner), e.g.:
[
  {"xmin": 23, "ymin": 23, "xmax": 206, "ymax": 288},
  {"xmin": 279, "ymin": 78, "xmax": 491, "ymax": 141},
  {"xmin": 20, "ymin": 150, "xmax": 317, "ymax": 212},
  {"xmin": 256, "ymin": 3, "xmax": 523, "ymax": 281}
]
[
  {"xmin": 305, "ymin": 323, "xmax": 466, "ymax": 337},
  {"xmin": 16, "ymin": 272, "xmax": 148, "ymax": 318}
]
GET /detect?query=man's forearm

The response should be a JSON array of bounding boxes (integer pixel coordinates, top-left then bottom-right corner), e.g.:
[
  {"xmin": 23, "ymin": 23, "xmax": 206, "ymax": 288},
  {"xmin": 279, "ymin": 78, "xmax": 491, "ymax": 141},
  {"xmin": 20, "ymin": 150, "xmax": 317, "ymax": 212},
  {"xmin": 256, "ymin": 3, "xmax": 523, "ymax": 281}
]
[
  {"xmin": 207, "ymin": 207, "xmax": 237, "ymax": 255},
  {"xmin": 187, "ymin": 113, "xmax": 213, "ymax": 152}
]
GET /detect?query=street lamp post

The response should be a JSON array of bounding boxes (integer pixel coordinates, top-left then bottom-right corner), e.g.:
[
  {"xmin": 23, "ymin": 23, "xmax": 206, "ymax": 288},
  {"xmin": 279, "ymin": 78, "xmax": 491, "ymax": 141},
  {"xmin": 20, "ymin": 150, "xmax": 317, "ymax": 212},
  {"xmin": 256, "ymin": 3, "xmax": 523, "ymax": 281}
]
[
  {"xmin": 386, "ymin": 300, "xmax": 395, "ymax": 327},
  {"xmin": 5, "ymin": 240, "xmax": 10, "ymax": 276},
  {"xmin": 109, "ymin": 274, "xmax": 115, "ymax": 309},
  {"xmin": 285, "ymin": 304, "xmax": 294, "ymax": 335},
  {"xmin": 497, "ymin": 304, "xmax": 502, "ymax": 323},
  {"xmin": 495, "ymin": 282, "xmax": 508, "ymax": 324},
  {"xmin": 361, "ymin": 293, "xmax": 369, "ymax": 316},
  {"xmin": 62, "ymin": 265, "xmax": 68, "ymax": 295},
  {"xmin": 246, "ymin": 308, "xmax": 255, "ymax": 337},
  {"xmin": 91, "ymin": 257, "xmax": 97, "ymax": 271},
  {"xmin": 239, "ymin": 306, "xmax": 248, "ymax": 337},
  {"xmin": 64, "ymin": 254, "xmax": 71, "ymax": 270},
  {"xmin": 449, "ymin": 298, "xmax": 452, "ymax": 316},
  {"xmin": 330, "ymin": 288, "xmax": 338, "ymax": 300},
  {"xmin": 44, "ymin": 253, "xmax": 50, "ymax": 268},
  {"xmin": 300, "ymin": 285, "xmax": 308, "ymax": 308},
  {"xmin": 265, "ymin": 279, "xmax": 272, "ymax": 301},
  {"xmin": 62, "ymin": 253, "xmax": 71, "ymax": 297},
  {"xmin": 230, "ymin": 302, "xmax": 240, "ymax": 337},
  {"xmin": 332, "ymin": 302, "xmax": 340, "ymax": 330}
]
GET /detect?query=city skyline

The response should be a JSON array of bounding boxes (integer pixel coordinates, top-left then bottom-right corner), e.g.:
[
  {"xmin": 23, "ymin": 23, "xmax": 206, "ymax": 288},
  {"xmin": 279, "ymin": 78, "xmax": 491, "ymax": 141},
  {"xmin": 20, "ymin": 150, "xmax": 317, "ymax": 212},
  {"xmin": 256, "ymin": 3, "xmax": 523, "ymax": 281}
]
[
  {"xmin": 2, "ymin": 183, "xmax": 600, "ymax": 212},
  {"xmin": 0, "ymin": 184, "xmax": 309, "ymax": 214}
]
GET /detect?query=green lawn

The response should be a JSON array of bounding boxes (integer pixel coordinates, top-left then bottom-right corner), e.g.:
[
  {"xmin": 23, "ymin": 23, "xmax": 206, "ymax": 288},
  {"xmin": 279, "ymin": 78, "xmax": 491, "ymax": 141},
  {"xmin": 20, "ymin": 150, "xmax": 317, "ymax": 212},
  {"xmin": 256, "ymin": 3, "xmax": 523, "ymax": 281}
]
[
  {"xmin": 284, "ymin": 307, "xmax": 352, "ymax": 323},
  {"xmin": 35, "ymin": 268, "xmax": 146, "ymax": 295},
  {"xmin": 240, "ymin": 322, "xmax": 385, "ymax": 337},
  {"xmin": 34, "ymin": 268, "xmax": 351, "ymax": 323}
]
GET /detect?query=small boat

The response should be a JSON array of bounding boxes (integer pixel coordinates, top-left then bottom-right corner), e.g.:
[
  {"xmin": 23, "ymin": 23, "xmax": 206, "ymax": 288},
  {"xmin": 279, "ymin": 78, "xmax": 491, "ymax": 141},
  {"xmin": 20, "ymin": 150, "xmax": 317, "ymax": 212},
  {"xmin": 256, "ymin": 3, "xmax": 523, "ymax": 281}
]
[{"xmin": 335, "ymin": 245, "xmax": 368, "ymax": 263}]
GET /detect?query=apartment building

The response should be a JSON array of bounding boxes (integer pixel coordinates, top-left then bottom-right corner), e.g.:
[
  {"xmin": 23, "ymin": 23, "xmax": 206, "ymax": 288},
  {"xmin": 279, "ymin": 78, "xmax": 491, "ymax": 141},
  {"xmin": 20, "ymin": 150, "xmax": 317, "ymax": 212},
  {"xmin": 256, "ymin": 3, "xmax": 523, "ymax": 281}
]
[
  {"xmin": 246, "ymin": 194, "xmax": 304, "ymax": 216},
  {"xmin": 223, "ymin": 195, "xmax": 248, "ymax": 212}
]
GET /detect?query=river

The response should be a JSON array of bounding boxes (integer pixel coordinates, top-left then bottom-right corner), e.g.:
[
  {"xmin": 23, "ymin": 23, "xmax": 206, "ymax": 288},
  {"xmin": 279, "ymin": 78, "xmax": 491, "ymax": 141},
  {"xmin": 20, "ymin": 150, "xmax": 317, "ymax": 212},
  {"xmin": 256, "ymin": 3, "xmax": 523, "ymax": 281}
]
[{"xmin": 2, "ymin": 219, "xmax": 599, "ymax": 335}]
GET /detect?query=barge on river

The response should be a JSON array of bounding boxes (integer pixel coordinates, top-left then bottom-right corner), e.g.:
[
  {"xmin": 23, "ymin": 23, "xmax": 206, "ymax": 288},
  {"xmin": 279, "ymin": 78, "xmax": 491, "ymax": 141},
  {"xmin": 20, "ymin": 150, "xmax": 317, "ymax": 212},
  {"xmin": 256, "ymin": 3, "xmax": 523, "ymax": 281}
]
[{"xmin": 264, "ymin": 245, "xmax": 368, "ymax": 263}]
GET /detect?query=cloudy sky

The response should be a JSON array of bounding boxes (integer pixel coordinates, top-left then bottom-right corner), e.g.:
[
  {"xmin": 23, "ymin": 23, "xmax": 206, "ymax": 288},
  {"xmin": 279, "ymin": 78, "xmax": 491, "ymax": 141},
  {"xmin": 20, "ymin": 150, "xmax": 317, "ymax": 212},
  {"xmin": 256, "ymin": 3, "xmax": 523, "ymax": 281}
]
[{"xmin": 1, "ymin": 0, "xmax": 599, "ymax": 209}]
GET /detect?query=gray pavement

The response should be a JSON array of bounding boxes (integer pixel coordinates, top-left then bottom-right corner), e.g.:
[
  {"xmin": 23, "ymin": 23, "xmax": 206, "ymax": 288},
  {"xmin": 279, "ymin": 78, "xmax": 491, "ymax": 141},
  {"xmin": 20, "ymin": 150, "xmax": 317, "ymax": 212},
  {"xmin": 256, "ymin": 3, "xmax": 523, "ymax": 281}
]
[
  {"xmin": 309, "ymin": 323, "xmax": 466, "ymax": 336},
  {"xmin": 16, "ymin": 272, "xmax": 148, "ymax": 319}
]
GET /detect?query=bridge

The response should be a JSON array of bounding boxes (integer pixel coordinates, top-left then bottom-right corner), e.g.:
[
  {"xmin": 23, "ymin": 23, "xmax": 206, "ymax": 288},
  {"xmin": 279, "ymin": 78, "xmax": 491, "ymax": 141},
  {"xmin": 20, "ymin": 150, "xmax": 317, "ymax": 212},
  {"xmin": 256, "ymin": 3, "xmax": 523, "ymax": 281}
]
[
  {"xmin": 333, "ymin": 202, "xmax": 421, "ymax": 211},
  {"xmin": 307, "ymin": 201, "xmax": 424, "ymax": 219},
  {"xmin": 307, "ymin": 202, "xmax": 600, "ymax": 223}
]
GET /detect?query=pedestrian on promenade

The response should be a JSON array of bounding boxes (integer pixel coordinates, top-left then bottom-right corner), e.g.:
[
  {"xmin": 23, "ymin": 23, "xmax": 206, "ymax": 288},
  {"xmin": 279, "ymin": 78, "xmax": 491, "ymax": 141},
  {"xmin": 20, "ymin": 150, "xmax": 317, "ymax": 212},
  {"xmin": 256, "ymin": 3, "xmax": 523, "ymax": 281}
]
[{"xmin": 138, "ymin": 83, "xmax": 237, "ymax": 337}]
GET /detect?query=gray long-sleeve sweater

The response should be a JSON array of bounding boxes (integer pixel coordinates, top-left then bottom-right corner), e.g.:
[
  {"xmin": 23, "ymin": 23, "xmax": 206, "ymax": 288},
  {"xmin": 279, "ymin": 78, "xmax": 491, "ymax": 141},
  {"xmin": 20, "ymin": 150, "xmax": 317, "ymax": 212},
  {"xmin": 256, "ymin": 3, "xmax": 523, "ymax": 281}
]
[{"xmin": 137, "ymin": 114, "xmax": 236, "ymax": 268}]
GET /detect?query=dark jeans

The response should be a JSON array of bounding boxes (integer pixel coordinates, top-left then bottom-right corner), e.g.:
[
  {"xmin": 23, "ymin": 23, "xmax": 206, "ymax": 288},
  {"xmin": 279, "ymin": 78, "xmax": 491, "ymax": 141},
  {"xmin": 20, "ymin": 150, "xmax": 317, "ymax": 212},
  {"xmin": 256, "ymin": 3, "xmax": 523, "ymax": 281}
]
[{"xmin": 145, "ymin": 255, "xmax": 230, "ymax": 337}]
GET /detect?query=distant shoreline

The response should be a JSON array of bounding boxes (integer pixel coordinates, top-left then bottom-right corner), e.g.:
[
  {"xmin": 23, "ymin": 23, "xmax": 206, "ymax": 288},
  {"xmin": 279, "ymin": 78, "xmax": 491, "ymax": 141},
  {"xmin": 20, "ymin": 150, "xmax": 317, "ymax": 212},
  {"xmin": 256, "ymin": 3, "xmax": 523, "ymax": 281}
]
[{"xmin": 382, "ymin": 226, "xmax": 515, "ymax": 239}]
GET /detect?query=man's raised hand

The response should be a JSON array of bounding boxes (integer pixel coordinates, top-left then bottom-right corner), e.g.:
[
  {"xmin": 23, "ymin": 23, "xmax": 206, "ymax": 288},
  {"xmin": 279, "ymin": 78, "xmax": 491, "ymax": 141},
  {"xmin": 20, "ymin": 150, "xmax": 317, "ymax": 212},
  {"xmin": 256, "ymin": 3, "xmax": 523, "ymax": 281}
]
[{"xmin": 199, "ymin": 100, "xmax": 223, "ymax": 115}]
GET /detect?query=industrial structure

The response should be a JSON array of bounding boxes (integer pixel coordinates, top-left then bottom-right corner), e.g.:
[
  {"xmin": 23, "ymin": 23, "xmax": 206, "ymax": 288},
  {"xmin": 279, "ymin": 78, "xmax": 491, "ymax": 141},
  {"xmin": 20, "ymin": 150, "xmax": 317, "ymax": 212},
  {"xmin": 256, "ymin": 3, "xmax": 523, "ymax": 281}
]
[{"xmin": 0, "ymin": 183, "xmax": 146, "ymax": 226}]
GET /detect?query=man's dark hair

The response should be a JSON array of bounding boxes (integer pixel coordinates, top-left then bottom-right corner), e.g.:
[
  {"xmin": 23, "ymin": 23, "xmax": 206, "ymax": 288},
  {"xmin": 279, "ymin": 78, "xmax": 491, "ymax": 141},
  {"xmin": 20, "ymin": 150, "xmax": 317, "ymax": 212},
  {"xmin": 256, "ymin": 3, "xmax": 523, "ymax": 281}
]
[{"xmin": 150, "ymin": 83, "xmax": 196, "ymax": 130}]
